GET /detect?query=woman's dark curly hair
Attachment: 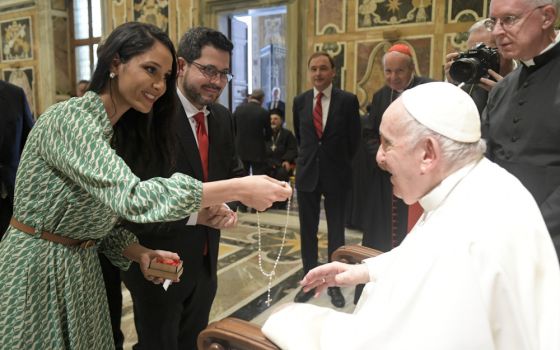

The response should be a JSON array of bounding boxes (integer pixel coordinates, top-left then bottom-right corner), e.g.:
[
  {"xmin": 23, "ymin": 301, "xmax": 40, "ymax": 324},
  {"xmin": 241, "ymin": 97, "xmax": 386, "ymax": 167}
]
[{"xmin": 89, "ymin": 21, "xmax": 178, "ymax": 176}]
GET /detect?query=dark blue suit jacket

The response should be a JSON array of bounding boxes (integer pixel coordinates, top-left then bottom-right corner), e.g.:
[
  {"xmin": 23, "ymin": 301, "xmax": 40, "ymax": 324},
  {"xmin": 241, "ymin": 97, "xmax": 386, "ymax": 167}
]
[
  {"xmin": 0, "ymin": 81, "xmax": 33, "ymax": 234},
  {"xmin": 293, "ymin": 87, "xmax": 361, "ymax": 193}
]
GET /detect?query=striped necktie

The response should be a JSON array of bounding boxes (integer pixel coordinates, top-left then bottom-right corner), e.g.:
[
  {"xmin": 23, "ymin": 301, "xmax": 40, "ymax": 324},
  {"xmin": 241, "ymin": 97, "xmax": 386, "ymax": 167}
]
[{"xmin": 313, "ymin": 92, "xmax": 323, "ymax": 138}]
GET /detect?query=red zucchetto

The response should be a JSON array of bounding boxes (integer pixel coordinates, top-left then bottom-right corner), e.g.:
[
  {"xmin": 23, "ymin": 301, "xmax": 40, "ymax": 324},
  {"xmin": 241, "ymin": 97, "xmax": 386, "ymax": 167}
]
[{"xmin": 387, "ymin": 43, "xmax": 412, "ymax": 57}]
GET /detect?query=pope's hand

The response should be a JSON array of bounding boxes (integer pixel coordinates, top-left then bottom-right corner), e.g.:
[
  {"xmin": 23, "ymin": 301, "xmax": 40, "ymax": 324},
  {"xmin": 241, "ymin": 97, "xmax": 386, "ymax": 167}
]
[{"xmin": 300, "ymin": 262, "xmax": 370, "ymax": 298}]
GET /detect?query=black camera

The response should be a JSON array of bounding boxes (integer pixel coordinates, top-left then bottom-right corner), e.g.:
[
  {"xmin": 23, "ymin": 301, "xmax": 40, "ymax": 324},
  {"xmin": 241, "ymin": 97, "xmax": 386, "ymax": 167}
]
[{"xmin": 449, "ymin": 43, "xmax": 500, "ymax": 84}]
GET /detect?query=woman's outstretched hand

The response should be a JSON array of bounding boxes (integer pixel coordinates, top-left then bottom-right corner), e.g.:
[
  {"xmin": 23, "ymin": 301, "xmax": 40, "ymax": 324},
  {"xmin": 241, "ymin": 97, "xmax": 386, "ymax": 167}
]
[{"xmin": 238, "ymin": 175, "xmax": 292, "ymax": 212}]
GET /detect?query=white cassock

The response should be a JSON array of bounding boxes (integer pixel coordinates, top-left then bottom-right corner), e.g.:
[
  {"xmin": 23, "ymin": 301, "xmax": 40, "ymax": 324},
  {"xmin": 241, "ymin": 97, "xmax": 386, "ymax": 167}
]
[{"xmin": 263, "ymin": 158, "xmax": 560, "ymax": 350}]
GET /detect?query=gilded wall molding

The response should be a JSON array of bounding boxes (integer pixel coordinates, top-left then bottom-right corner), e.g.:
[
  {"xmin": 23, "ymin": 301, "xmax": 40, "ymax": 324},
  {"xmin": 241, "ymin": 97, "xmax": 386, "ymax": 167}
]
[
  {"xmin": 0, "ymin": 0, "xmax": 35, "ymax": 12},
  {"xmin": 355, "ymin": 36, "xmax": 433, "ymax": 113},
  {"xmin": 356, "ymin": 0, "xmax": 435, "ymax": 31},
  {"xmin": 446, "ymin": 0, "xmax": 488, "ymax": 23},
  {"xmin": 315, "ymin": 0, "xmax": 346, "ymax": 35},
  {"xmin": 314, "ymin": 41, "xmax": 346, "ymax": 90}
]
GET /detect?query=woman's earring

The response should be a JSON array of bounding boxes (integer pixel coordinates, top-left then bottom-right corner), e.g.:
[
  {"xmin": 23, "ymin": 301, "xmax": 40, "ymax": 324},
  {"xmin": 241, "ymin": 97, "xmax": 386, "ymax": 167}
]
[{"xmin": 109, "ymin": 72, "xmax": 116, "ymax": 79}]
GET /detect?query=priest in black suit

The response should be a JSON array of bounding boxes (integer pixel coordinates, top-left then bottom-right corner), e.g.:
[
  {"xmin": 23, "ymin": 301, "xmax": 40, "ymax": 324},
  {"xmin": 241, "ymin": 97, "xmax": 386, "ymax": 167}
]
[
  {"xmin": 0, "ymin": 80, "xmax": 33, "ymax": 237},
  {"xmin": 361, "ymin": 44, "xmax": 433, "ymax": 254},
  {"xmin": 103, "ymin": 27, "xmax": 245, "ymax": 350},
  {"xmin": 265, "ymin": 109, "xmax": 297, "ymax": 209},
  {"xmin": 483, "ymin": 0, "xmax": 560, "ymax": 264},
  {"xmin": 293, "ymin": 52, "xmax": 361, "ymax": 308}
]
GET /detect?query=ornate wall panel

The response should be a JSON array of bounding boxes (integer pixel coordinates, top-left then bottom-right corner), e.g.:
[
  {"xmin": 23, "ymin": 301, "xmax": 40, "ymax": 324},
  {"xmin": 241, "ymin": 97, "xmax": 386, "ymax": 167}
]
[
  {"xmin": 51, "ymin": 0, "xmax": 66, "ymax": 11},
  {"xmin": 108, "ymin": 0, "xmax": 192, "ymax": 45},
  {"xmin": 356, "ymin": 0, "xmax": 435, "ymax": 30},
  {"xmin": 0, "ymin": 0, "xmax": 35, "ymax": 12},
  {"xmin": 314, "ymin": 42, "xmax": 346, "ymax": 90},
  {"xmin": 446, "ymin": 0, "xmax": 488, "ymax": 23},
  {"xmin": 355, "ymin": 37, "xmax": 432, "ymax": 114},
  {"xmin": 133, "ymin": 0, "xmax": 170, "ymax": 33},
  {"xmin": 3, "ymin": 66, "xmax": 35, "ymax": 114},
  {"xmin": 53, "ymin": 15, "xmax": 71, "ymax": 96},
  {"xmin": 111, "ymin": 0, "xmax": 128, "ymax": 28},
  {"xmin": 0, "ymin": 17, "xmax": 34, "ymax": 61},
  {"xmin": 316, "ymin": 0, "xmax": 346, "ymax": 35}
]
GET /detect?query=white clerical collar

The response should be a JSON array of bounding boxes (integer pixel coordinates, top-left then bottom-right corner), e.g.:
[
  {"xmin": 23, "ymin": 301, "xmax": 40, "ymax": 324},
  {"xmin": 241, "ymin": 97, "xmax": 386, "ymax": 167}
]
[
  {"xmin": 419, "ymin": 159, "xmax": 480, "ymax": 213},
  {"xmin": 522, "ymin": 31, "xmax": 560, "ymax": 67},
  {"xmin": 176, "ymin": 86, "xmax": 209, "ymax": 118},
  {"xmin": 314, "ymin": 84, "xmax": 333, "ymax": 99}
]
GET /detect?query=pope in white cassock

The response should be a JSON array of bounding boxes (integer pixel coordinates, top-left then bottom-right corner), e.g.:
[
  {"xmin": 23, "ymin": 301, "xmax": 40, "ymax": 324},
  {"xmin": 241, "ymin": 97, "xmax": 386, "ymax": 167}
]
[{"xmin": 262, "ymin": 82, "xmax": 560, "ymax": 350}]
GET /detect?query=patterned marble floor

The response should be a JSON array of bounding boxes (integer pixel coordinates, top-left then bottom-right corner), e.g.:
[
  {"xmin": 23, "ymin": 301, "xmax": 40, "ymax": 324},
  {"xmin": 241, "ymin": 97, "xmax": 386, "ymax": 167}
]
[{"xmin": 121, "ymin": 209, "xmax": 363, "ymax": 349}]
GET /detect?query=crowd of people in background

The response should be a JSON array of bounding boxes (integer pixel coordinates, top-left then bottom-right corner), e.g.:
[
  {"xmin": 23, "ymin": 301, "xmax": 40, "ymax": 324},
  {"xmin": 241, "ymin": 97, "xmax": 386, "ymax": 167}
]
[{"xmin": 1, "ymin": 0, "xmax": 560, "ymax": 348}]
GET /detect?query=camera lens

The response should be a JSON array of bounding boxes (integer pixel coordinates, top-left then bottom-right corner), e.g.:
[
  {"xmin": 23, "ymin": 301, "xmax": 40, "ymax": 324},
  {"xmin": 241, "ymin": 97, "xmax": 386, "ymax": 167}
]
[{"xmin": 449, "ymin": 58, "xmax": 481, "ymax": 84}]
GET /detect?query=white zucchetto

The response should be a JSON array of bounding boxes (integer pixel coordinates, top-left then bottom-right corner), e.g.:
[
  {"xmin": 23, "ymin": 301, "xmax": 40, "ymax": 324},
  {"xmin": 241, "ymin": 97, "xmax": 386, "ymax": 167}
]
[{"xmin": 401, "ymin": 82, "xmax": 481, "ymax": 142}]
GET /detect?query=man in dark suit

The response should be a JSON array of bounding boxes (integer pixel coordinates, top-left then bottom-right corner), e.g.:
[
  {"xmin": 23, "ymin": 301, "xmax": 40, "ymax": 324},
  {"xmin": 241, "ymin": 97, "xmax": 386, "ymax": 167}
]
[
  {"xmin": 0, "ymin": 80, "xmax": 33, "ymax": 237},
  {"xmin": 114, "ymin": 27, "xmax": 244, "ymax": 350},
  {"xmin": 293, "ymin": 52, "xmax": 361, "ymax": 308},
  {"xmin": 266, "ymin": 87, "xmax": 285, "ymax": 118},
  {"xmin": 233, "ymin": 88, "xmax": 272, "ymax": 177},
  {"xmin": 265, "ymin": 109, "xmax": 297, "ymax": 209}
]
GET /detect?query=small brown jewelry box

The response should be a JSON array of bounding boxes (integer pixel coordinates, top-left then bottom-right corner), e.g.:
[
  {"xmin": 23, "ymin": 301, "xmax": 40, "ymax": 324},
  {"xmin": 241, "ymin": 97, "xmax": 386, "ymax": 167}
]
[{"xmin": 146, "ymin": 258, "xmax": 183, "ymax": 280}]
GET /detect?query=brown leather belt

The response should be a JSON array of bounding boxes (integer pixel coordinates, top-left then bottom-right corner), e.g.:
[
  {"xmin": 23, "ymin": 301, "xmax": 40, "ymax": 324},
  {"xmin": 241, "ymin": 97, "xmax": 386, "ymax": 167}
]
[{"xmin": 10, "ymin": 217, "xmax": 96, "ymax": 249}]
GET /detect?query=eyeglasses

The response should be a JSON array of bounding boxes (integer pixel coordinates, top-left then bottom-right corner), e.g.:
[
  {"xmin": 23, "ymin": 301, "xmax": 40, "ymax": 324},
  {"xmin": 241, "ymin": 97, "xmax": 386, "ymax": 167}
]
[
  {"xmin": 190, "ymin": 61, "xmax": 234, "ymax": 82},
  {"xmin": 484, "ymin": 5, "xmax": 545, "ymax": 31}
]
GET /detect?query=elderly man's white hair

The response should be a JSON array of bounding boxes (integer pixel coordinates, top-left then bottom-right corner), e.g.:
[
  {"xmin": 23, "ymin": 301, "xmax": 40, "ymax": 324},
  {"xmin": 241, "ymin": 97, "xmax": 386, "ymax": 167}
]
[
  {"xmin": 395, "ymin": 82, "xmax": 487, "ymax": 168},
  {"xmin": 400, "ymin": 114, "xmax": 487, "ymax": 168},
  {"xmin": 468, "ymin": 19, "xmax": 488, "ymax": 34},
  {"xmin": 528, "ymin": 0, "xmax": 560, "ymax": 10}
]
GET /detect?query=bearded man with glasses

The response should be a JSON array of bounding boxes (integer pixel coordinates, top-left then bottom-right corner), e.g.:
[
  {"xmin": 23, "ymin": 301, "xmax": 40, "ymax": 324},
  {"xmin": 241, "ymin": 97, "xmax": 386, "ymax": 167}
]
[
  {"xmin": 115, "ymin": 27, "xmax": 246, "ymax": 350},
  {"xmin": 483, "ymin": 0, "xmax": 560, "ymax": 265}
]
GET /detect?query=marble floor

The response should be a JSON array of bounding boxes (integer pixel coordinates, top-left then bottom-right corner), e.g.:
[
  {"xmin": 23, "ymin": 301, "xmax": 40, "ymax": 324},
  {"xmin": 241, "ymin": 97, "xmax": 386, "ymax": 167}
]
[{"xmin": 121, "ymin": 208, "xmax": 363, "ymax": 349}]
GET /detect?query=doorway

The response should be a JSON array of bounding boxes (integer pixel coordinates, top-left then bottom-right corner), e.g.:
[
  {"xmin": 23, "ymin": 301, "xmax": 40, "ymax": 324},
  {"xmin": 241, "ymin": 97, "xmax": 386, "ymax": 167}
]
[{"xmin": 217, "ymin": 6, "xmax": 287, "ymax": 112}]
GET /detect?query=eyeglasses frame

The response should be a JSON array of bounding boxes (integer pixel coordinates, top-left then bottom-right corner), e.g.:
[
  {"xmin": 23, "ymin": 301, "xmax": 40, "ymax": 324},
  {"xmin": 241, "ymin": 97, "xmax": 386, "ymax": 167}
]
[{"xmin": 190, "ymin": 61, "xmax": 234, "ymax": 83}]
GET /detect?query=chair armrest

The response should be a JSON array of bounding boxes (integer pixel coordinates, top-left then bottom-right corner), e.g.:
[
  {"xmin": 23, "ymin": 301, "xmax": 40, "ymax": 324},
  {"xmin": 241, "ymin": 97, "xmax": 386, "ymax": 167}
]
[
  {"xmin": 331, "ymin": 245, "xmax": 383, "ymax": 264},
  {"xmin": 197, "ymin": 317, "xmax": 280, "ymax": 350}
]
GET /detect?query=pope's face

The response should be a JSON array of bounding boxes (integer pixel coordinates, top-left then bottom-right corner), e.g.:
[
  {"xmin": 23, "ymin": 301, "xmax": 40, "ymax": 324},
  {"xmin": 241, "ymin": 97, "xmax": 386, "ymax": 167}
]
[{"xmin": 376, "ymin": 100, "xmax": 424, "ymax": 204}]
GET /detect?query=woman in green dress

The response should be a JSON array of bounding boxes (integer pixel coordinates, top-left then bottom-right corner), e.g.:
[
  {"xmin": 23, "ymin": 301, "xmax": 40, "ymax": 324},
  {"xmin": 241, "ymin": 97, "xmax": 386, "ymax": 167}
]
[{"xmin": 0, "ymin": 22, "xmax": 291, "ymax": 349}]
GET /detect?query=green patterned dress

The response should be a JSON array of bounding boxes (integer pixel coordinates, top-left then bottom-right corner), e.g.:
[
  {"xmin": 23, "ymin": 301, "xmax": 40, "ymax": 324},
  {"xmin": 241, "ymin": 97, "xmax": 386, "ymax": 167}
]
[{"xmin": 0, "ymin": 91, "xmax": 202, "ymax": 349}]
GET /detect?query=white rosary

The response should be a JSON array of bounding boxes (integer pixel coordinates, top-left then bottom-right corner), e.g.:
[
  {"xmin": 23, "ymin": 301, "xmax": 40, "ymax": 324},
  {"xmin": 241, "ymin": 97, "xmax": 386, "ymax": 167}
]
[{"xmin": 255, "ymin": 194, "xmax": 291, "ymax": 307}]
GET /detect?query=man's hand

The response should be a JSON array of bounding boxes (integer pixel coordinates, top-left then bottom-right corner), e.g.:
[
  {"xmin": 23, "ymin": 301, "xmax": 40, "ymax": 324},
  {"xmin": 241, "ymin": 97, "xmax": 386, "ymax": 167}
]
[
  {"xmin": 444, "ymin": 52, "xmax": 460, "ymax": 84},
  {"xmin": 299, "ymin": 261, "xmax": 370, "ymax": 298},
  {"xmin": 197, "ymin": 203, "xmax": 237, "ymax": 229},
  {"xmin": 478, "ymin": 69, "xmax": 504, "ymax": 91},
  {"xmin": 281, "ymin": 161, "xmax": 291, "ymax": 171}
]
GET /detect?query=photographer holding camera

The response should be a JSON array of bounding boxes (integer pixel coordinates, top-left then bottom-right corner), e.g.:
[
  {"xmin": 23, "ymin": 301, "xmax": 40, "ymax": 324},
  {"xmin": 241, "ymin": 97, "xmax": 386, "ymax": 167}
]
[
  {"xmin": 484, "ymin": 0, "xmax": 560, "ymax": 264},
  {"xmin": 444, "ymin": 19, "xmax": 516, "ymax": 114}
]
